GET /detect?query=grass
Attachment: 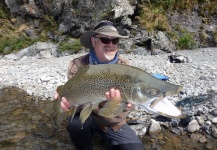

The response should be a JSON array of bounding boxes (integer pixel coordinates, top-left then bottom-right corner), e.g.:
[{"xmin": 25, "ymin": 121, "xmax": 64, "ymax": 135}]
[
  {"xmin": 58, "ymin": 39, "xmax": 83, "ymax": 54},
  {"xmin": 215, "ymin": 30, "xmax": 217, "ymax": 43},
  {"xmin": 135, "ymin": 5, "xmax": 171, "ymax": 31},
  {"xmin": 136, "ymin": 0, "xmax": 217, "ymax": 31},
  {"xmin": 1, "ymin": 0, "xmax": 216, "ymax": 54},
  {"xmin": 134, "ymin": 0, "xmax": 216, "ymax": 49},
  {"xmin": 0, "ymin": 14, "xmax": 56, "ymax": 55},
  {"xmin": 0, "ymin": 36, "xmax": 39, "ymax": 55},
  {"xmin": 177, "ymin": 33, "xmax": 196, "ymax": 50}
]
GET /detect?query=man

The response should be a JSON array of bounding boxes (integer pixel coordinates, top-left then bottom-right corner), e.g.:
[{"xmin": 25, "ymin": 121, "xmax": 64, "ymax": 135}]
[{"xmin": 58, "ymin": 21, "xmax": 145, "ymax": 150}]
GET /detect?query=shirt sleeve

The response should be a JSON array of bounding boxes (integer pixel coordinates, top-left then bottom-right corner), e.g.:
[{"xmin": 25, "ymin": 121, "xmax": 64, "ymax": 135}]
[{"xmin": 67, "ymin": 59, "xmax": 79, "ymax": 80}]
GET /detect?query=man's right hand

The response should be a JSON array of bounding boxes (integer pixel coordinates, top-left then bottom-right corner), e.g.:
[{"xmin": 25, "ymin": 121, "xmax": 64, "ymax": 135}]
[{"xmin": 55, "ymin": 94, "xmax": 70, "ymax": 111}]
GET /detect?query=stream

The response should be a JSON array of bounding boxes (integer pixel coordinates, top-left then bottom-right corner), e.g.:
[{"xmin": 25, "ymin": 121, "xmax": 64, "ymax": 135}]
[{"xmin": 0, "ymin": 86, "xmax": 216, "ymax": 150}]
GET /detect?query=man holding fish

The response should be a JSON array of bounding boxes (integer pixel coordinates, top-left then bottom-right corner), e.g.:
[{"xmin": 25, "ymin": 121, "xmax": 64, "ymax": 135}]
[{"xmin": 54, "ymin": 20, "xmax": 184, "ymax": 150}]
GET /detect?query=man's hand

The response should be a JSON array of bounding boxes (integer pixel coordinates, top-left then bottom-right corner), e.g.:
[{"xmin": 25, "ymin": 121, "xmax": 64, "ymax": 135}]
[
  {"xmin": 61, "ymin": 97, "xmax": 70, "ymax": 111},
  {"xmin": 54, "ymin": 93, "xmax": 70, "ymax": 112},
  {"xmin": 105, "ymin": 88, "xmax": 133, "ymax": 109}
]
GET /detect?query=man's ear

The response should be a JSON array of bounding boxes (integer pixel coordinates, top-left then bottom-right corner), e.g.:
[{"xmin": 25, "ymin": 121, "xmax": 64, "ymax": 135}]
[{"xmin": 91, "ymin": 37, "xmax": 95, "ymax": 47}]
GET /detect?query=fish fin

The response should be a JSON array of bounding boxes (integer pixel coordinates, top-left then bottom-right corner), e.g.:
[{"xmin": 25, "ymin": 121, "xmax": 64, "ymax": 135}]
[
  {"xmin": 80, "ymin": 103, "xmax": 93, "ymax": 124},
  {"xmin": 42, "ymin": 100, "xmax": 64, "ymax": 127},
  {"xmin": 92, "ymin": 102, "xmax": 100, "ymax": 110},
  {"xmin": 98, "ymin": 101, "xmax": 127, "ymax": 118},
  {"xmin": 56, "ymin": 85, "xmax": 64, "ymax": 94},
  {"xmin": 68, "ymin": 105, "xmax": 78, "ymax": 122}
]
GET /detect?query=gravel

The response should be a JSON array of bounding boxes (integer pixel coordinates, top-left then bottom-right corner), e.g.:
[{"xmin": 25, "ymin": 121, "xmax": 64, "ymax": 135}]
[{"xmin": 0, "ymin": 48, "xmax": 216, "ymax": 101}]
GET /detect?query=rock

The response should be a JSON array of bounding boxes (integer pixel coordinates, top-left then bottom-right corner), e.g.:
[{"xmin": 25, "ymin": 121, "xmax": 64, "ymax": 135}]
[
  {"xmin": 199, "ymin": 135, "xmax": 207, "ymax": 143},
  {"xmin": 187, "ymin": 120, "xmax": 200, "ymax": 133},
  {"xmin": 16, "ymin": 42, "xmax": 58, "ymax": 59},
  {"xmin": 153, "ymin": 31, "xmax": 175, "ymax": 53},
  {"xmin": 3, "ymin": 53, "xmax": 18, "ymax": 60},
  {"xmin": 210, "ymin": 126, "xmax": 217, "ymax": 138},
  {"xmin": 201, "ymin": 124, "xmax": 211, "ymax": 134},
  {"xmin": 211, "ymin": 109, "xmax": 217, "ymax": 116},
  {"xmin": 170, "ymin": 120, "xmax": 179, "ymax": 127},
  {"xmin": 211, "ymin": 117, "xmax": 217, "ymax": 124},
  {"xmin": 149, "ymin": 119, "xmax": 161, "ymax": 135},
  {"xmin": 138, "ymin": 126, "xmax": 147, "ymax": 136},
  {"xmin": 205, "ymin": 142, "xmax": 213, "ymax": 150},
  {"xmin": 129, "ymin": 122, "xmax": 149, "ymax": 136},
  {"xmin": 206, "ymin": 121, "xmax": 212, "ymax": 126},
  {"xmin": 196, "ymin": 116, "xmax": 205, "ymax": 125},
  {"xmin": 171, "ymin": 128, "xmax": 181, "ymax": 135},
  {"xmin": 190, "ymin": 133, "xmax": 200, "ymax": 141}
]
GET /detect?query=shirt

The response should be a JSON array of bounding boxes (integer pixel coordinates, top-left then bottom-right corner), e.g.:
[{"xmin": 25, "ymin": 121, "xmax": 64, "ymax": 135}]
[{"xmin": 67, "ymin": 53, "xmax": 134, "ymax": 131}]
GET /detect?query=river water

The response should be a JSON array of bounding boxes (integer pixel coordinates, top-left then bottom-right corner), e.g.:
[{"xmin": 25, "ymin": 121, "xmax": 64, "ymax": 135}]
[{"xmin": 0, "ymin": 86, "xmax": 216, "ymax": 150}]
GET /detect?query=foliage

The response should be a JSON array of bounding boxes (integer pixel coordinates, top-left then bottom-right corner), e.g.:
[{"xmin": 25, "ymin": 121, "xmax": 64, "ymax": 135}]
[
  {"xmin": 136, "ymin": 0, "xmax": 217, "ymax": 31},
  {"xmin": 58, "ymin": 39, "xmax": 83, "ymax": 54},
  {"xmin": 0, "ymin": 1, "xmax": 10, "ymax": 19},
  {"xmin": 0, "ymin": 12, "xmax": 56, "ymax": 55},
  {"xmin": 214, "ymin": 30, "xmax": 217, "ymax": 43},
  {"xmin": 40, "ymin": 15, "xmax": 58, "ymax": 35},
  {"xmin": 0, "ymin": 36, "xmax": 38, "ymax": 55},
  {"xmin": 135, "ymin": 5, "xmax": 171, "ymax": 31},
  {"xmin": 177, "ymin": 33, "xmax": 196, "ymax": 50}
]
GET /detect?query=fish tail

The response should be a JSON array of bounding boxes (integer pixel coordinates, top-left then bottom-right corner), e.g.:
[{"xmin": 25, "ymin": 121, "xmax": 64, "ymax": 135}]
[{"xmin": 42, "ymin": 100, "xmax": 64, "ymax": 126}]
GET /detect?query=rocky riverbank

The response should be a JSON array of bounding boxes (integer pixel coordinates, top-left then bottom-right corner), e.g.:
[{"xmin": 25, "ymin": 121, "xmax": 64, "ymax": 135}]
[{"xmin": 0, "ymin": 47, "xmax": 217, "ymax": 148}]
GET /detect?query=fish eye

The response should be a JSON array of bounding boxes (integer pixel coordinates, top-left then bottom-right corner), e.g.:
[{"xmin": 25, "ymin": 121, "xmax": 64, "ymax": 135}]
[{"xmin": 148, "ymin": 88, "xmax": 158, "ymax": 96}]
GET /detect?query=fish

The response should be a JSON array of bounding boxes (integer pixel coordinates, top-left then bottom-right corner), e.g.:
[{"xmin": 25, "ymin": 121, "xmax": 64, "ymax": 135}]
[{"xmin": 45, "ymin": 64, "xmax": 185, "ymax": 126}]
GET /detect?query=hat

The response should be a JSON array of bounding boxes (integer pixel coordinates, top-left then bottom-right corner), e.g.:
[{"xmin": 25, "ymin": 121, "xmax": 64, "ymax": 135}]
[{"xmin": 80, "ymin": 21, "xmax": 128, "ymax": 49}]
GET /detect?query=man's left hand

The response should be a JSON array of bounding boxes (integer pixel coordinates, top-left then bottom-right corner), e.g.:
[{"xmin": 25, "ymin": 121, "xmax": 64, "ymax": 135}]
[{"xmin": 105, "ymin": 88, "xmax": 133, "ymax": 109}]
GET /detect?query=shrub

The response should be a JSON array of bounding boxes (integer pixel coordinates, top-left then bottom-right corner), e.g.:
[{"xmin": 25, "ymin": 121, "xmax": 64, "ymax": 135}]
[
  {"xmin": 177, "ymin": 34, "xmax": 196, "ymax": 50},
  {"xmin": 58, "ymin": 39, "xmax": 83, "ymax": 54},
  {"xmin": 0, "ymin": 36, "xmax": 38, "ymax": 55}
]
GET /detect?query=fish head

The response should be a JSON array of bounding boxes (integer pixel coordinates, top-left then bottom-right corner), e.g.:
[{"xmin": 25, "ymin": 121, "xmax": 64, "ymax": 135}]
[
  {"xmin": 130, "ymin": 82, "xmax": 162, "ymax": 104},
  {"xmin": 130, "ymin": 75, "xmax": 183, "ymax": 103},
  {"xmin": 130, "ymin": 79, "xmax": 185, "ymax": 118}
]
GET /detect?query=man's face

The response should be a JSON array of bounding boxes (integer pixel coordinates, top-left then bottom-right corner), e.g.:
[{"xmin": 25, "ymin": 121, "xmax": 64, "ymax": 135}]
[{"xmin": 91, "ymin": 34, "xmax": 119, "ymax": 62}]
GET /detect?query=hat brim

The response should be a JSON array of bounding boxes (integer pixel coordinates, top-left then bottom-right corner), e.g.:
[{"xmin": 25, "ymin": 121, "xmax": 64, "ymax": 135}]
[{"xmin": 80, "ymin": 30, "xmax": 128, "ymax": 49}]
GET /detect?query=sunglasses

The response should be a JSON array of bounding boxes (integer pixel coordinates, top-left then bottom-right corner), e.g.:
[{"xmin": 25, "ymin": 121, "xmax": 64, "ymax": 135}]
[{"xmin": 95, "ymin": 37, "xmax": 119, "ymax": 45}]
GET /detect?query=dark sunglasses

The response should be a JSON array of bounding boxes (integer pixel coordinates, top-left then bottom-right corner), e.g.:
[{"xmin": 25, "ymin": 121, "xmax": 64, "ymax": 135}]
[{"xmin": 95, "ymin": 37, "xmax": 119, "ymax": 45}]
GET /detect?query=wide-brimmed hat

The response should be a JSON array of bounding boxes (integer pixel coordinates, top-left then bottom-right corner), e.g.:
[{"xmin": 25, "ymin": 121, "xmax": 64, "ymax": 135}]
[{"xmin": 80, "ymin": 21, "xmax": 128, "ymax": 49}]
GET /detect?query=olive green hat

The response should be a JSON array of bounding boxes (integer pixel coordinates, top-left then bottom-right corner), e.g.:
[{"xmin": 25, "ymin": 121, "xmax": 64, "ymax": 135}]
[{"xmin": 80, "ymin": 21, "xmax": 128, "ymax": 49}]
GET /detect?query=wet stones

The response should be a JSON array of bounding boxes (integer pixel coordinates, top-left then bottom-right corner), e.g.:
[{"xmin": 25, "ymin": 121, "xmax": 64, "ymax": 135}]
[
  {"xmin": 210, "ymin": 127, "xmax": 217, "ymax": 138},
  {"xmin": 1, "ymin": 47, "xmax": 217, "ymax": 148},
  {"xmin": 196, "ymin": 116, "xmax": 205, "ymax": 125},
  {"xmin": 212, "ymin": 117, "xmax": 217, "ymax": 124},
  {"xmin": 149, "ymin": 119, "xmax": 161, "ymax": 135},
  {"xmin": 211, "ymin": 109, "xmax": 217, "ymax": 116},
  {"xmin": 187, "ymin": 120, "xmax": 200, "ymax": 133}
]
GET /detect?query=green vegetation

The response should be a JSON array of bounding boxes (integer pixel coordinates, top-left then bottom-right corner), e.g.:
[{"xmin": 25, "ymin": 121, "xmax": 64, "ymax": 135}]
[
  {"xmin": 135, "ymin": 5, "xmax": 171, "ymax": 31},
  {"xmin": 0, "ymin": 13, "xmax": 57, "ymax": 55},
  {"xmin": 136, "ymin": 0, "xmax": 217, "ymax": 31},
  {"xmin": 0, "ymin": 1, "xmax": 10, "ymax": 19},
  {"xmin": 0, "ymin": 0, "xmax": 216, "ymax": 54},
  {"xmin": 0, "ymin": 36, "xmax": 39, "ymax": 55},
  {"xmin": 177, "ymin": 33, "xmax": 196, "ymax": 50},
  {"xmin": 135, "ymin": 0, "xmax": 216, "ymax": 49},
  {"xmin": 214, "ymin": 30, "xmax": 217, "ymax": 43},
  {"xmin": 58, "ymin": 39, "xmax": 83, "ymax": 53},
  {"xmin": 0, "ymin": 9, "xmax": 9, "ymax": 19}
]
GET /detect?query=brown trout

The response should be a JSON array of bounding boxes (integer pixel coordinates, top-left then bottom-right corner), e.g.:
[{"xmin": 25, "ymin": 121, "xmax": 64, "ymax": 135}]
[{"xmin": 46, "ymin": 64, "xmax": 185, "ymax": 125}]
